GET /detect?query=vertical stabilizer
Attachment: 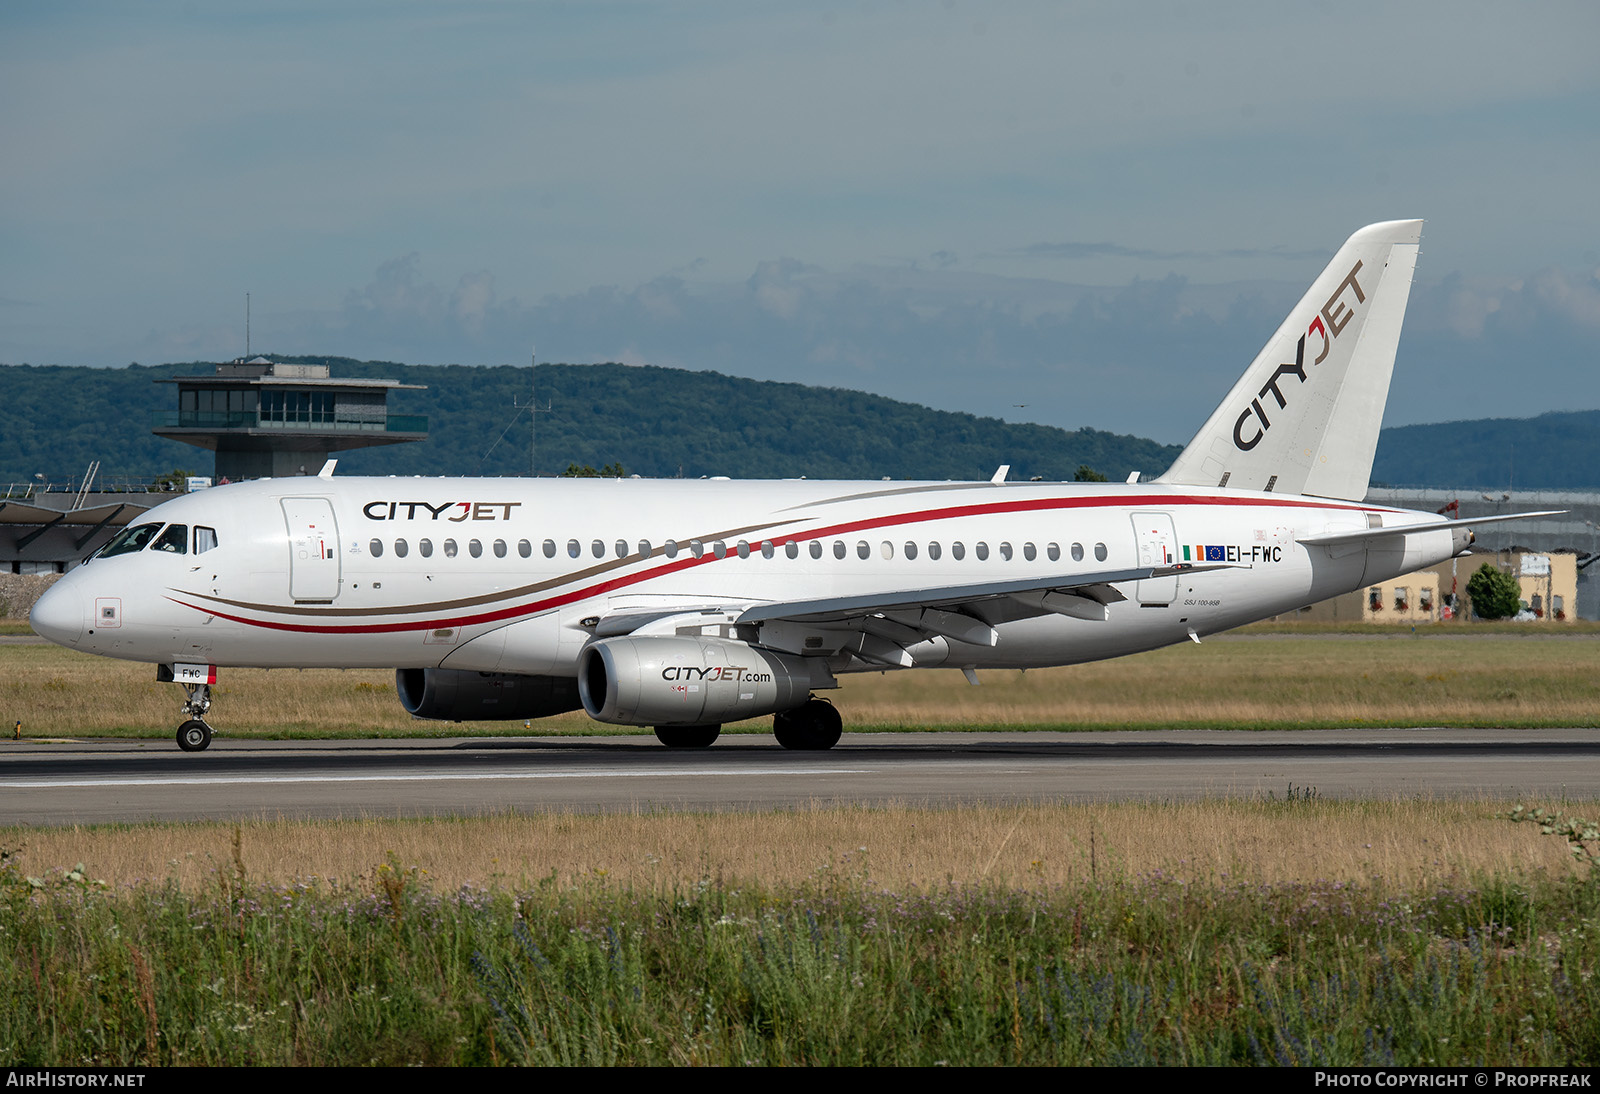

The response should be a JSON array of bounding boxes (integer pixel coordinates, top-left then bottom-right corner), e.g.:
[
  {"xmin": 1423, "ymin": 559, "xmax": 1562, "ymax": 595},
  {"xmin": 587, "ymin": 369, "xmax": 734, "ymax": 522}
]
[{"xmin": 1156, "ymin": 220, "xmax": 1421, "ymax": 500}]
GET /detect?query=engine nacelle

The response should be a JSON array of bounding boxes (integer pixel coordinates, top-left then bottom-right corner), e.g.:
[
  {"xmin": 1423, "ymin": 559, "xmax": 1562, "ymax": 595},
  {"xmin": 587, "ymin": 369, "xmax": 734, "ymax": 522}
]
[
  {"xmin": 396, "ymin": 668, "xmax": 581, "ymax": 722},
  {"xmin": 578, "ymin": 635, "xmax": 832, "ymax": 727}
]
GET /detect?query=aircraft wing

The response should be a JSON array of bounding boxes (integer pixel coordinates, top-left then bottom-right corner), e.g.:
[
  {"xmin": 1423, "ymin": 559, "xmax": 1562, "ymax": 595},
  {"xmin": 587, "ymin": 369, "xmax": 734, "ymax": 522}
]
[{"xmin": 729, "ymin": 562, "xmax": 1242, "ymax": 662}]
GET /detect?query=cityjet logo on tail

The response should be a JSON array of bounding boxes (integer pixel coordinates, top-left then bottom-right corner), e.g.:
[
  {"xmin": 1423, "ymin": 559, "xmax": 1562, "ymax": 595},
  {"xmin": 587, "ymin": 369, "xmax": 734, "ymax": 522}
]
[
  {"xmin": 1233, "ymin": 262, "xmax": 1366, "ymax": 452},
  {"xmin": 362, "ymin": 501, "xmax": 523, "ymax": 522}
]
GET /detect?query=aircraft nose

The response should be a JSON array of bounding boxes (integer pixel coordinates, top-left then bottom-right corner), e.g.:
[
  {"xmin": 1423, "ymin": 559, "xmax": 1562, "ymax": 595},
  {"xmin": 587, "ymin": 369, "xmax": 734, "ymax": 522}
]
[{"xmin": 29, "ymin": 580, "xmax": 83, "ymax": 648}]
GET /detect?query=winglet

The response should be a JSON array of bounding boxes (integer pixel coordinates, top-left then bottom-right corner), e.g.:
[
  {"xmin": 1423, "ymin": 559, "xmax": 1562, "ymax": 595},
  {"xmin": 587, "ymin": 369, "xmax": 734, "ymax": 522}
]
[
  {"xmin": 317, "ymin": 460, "xmax": 338, "ymax": 479},
  {"xmin": 990, "ymin": 465, "xmax": 1010, "ymax": 484}
]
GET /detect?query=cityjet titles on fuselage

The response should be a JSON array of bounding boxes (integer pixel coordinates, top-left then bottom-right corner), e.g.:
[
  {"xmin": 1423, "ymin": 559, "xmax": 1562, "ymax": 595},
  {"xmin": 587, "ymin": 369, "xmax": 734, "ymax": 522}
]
[{"xmin": 362, "ymin": 501, "xmax": 522, "ymax": 522}]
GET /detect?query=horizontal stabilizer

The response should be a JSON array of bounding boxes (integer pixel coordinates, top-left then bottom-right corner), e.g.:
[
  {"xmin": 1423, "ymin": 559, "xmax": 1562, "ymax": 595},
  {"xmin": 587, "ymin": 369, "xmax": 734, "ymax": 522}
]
[{"xmin": 1298, "ymin": 510, "xmax": 1566, "ymax": 548}]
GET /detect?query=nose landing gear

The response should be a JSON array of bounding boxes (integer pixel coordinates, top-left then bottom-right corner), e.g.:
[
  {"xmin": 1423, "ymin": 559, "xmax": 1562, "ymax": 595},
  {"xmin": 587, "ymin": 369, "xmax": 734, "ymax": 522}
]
[
  {"xmin": 158, "ymin": 663, "xmax": 219, "ymax": 752},
  {"xmin": 176, "ymin": 681, "xmax": 214, "ymax": 751},
  {"xmin": 177, "ymin": 716, "xmax": 212, "ymax": 752}
]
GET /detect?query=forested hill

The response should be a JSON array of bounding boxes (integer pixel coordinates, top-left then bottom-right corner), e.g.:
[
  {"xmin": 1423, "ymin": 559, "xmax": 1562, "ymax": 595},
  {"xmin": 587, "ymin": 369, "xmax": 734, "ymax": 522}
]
[
  {"xmin": 1369, "ymin": 410, "xmax": 1600, "ymax": 491},
  {"xmin": 0, "ymin": 358, "xmax": 1180, "ymax": 484},
  {"xmin": 7, "ymin": 357, "xmax": 1596, "ymax": 489}
]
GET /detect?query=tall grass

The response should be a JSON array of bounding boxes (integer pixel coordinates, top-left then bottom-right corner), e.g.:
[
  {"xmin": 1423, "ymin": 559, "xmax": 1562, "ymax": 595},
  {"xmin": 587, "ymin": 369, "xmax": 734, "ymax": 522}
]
[{"xmin": 4, "ymin": 843, "xmax": 1599, "ymax": 1065}]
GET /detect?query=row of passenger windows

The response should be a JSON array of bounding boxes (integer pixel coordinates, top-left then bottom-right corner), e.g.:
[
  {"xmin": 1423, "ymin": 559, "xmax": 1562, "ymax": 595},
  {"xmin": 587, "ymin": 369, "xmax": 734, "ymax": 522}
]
[{"xmin": 369, "ymin": 536, "xmax": 1111, "ymax": 564}]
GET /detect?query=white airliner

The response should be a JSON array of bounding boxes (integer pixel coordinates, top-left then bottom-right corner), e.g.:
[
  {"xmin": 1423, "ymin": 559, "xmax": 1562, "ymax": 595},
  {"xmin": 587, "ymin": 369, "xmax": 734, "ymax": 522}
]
[{"xmin": 29, "ymin": 220, "xmax": 1557, "ymax": 751}]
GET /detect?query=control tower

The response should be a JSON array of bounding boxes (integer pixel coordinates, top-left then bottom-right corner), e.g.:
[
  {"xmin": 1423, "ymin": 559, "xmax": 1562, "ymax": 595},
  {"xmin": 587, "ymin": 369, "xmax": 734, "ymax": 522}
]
[{"xmin": 152, "ymin": 357, "xmax": 427, "ymax": 480}]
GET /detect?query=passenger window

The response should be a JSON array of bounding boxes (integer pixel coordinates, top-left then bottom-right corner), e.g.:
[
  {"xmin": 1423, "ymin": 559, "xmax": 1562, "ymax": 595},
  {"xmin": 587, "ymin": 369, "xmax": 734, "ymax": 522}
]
[
  {"xmin": 691, "ymin": 540, "xmax": 704, "ymax": 558},
  {"xmin": 736, "ymin": 540, "xmax": 750, "ymax": 559},
  {"xmin": 904, "ymin": 542, "xmax": 918, "ymax": 560},
  {"xmin": 638, "ymin": 540, "xmax": 652, "ymax": 557},
  {"xmin": 809, "ymin": 541, "xmax": 822, "ymax": 560},
  {"xmin": 153, "ymin": 524, "xmax": 188, "ymax": 554},
  {"xmin": 785, "ymin": 541, "xmax": 798, "ymax": 559},
  {"xmin": 1047, "ymin": 542, "xmax": 1060, "ymax": 562},
  {"xmin": 665, "ymin": 540, "xmax": 680, "ymax": 559},
  {"xmin": 194, "ymin": 527, "xmax": 218, "ymax": 554},
  {"xmin": 952, "ymin": 541, "xmax": 965, "ymax": 560},
  {"xmin": 856, "ymin": 541, "xmax": 870, "ymax": 560},
  {"xmin": 1000, "ymin": 542, "xmax": 1013, "ymax": 561},
  {"xmin": 567, "ymin": 539, "xmax": 580, "ymax": 559},
  {"xmin": 975, "ymin": 542, "xmax": 989, "ymax": 561},
  {"xmin": 1071, "ymin": 543, "xmax": 1084, "ymax": 562},
  {"xmin": 98, "ymin": 523, "xmax": 162, "ymax": 558},
  {"xmin": 761, "ymin": 540, "xmax": 775, "ymax": 560},
  {"xmin": 928, "ymin": 542, "xmax": 942, "ymax": 561},
  {"xmin": 420, "ymin": 539, "xmax": 434, "ymax": 558},
  {"xmin": 444, "ymin": 539, "xmax": 459, "ymax": 558},
  {"xmin": 713, "ymin": 541, "xmax": 727, "ymax": 559},
  {"xmin": 542, "ymin": 539, "xmax": 556, "ymax": 558},
  {"xmin": 394, "ymin": 538, "xmax": 409, "ymax": 558},
  {"xmin": 493, "ymin": 539, "xmax": 507, "ymax": 558},
  {"xmin": 469, "ymin": 539, "xmax": 483, "ymax": 558},
  {"xmin": 833, "ymin": 541, "xmax": 846, "ymax": 560},
  {"xmin": 1023, "ymin": 542, "xmax": 1036, "ymax": 562},
  {"xmin": 369, "ymin": 538, "xmax": 384, "ymax": 558},
  {"xmin": 518, "ymin": 539, "xmax": 532, "ymax": 558},
  {"xmin": 615, "ymin": 539, "xmax": 627, "ymax": 558},
  {"xmin": 591, "ymin": 539, "xmax": 604, "ymax": 559},
  {"xmin": 1094, "ymin": 542, "xmax": 1108, "ymax": 562}
]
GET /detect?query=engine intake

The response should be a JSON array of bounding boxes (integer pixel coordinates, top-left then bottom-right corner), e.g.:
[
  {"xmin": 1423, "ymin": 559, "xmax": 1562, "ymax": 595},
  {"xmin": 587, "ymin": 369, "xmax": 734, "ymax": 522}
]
[
  {"xmin": 396, "ymin": 668, "xmax": 580, "ymax": 722},
  {"xmin": 578, "ymin": 635, "xmax": 832, "ymax": 727}
]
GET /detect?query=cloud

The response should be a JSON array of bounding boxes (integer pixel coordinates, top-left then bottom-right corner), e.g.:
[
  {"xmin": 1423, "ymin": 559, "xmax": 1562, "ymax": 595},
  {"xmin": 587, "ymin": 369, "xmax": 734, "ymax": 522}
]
[{"xmin": 1015, "ymin": 242, "xmax": 1329, "ymax": 262}]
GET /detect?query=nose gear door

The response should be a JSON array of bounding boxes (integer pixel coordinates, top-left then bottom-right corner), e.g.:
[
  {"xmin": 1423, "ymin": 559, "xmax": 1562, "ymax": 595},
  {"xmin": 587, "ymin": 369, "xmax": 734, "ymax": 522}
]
[{"xmin": 282, "ymin": 497, "xmax": 341, "ymax": 602}]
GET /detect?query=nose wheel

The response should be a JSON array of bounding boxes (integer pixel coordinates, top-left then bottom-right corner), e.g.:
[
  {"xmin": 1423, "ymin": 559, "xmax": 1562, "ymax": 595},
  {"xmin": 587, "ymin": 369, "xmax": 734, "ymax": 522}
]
[
  {"xmin": 176, "ymin": 681, "xmax": 215, "ymax": 752},
  {"xmin": 177, "ymin": 719, "xmax": 213, "ymax": 752}
]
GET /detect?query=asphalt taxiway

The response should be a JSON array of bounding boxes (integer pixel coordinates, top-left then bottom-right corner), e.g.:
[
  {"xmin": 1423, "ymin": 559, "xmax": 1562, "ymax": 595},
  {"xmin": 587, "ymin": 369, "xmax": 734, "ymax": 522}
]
[{"xmin": 1, "ymin": 728, "xmax": 1597, "ymax": 824}]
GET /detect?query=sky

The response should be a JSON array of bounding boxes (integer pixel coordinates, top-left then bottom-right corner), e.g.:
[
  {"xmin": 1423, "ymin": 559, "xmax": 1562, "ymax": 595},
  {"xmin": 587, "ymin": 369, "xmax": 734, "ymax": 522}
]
[{"xmin": 2, "ymin": 1, "xmax": 1597, "ymax": 444}]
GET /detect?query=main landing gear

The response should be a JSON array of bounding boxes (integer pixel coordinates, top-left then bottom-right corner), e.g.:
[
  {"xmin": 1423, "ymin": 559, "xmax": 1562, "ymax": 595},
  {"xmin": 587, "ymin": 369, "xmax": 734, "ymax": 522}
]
[
  {"xmin": 651, "ymin": 697, "xmax": 845, "ymax": 751},
  {"xmin": 654, "ymin": 724, "xmax": 721, "ymax": 749},
  {"xmin": 176, "ymin": 681, "xmax": 214, "ymax": 752},
  {"xmin": 773, "ymin": 697, "xmax": 843, "ymax": 751}
]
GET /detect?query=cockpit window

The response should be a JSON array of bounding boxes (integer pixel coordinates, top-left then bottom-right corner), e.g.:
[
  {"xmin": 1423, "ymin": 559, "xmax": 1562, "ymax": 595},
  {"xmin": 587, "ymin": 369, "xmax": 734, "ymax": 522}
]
[
  {"xmin": 194, "ymin": 526, "xmax": 218, "ymax": 554},
  {"xmin": 152, "ymin": 524, "xmax": 189, "ymax": 554},
  {"xmin": 97, "ymin": 523, "xmax": 162, "ymax": 558}
]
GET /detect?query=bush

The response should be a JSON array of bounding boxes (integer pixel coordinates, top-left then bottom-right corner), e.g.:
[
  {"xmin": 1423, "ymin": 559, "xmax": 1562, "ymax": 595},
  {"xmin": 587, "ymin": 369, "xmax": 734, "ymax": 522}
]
[{"xmin": 1467, "ymin": 563, "xmax": 1522, "ymax": 620}]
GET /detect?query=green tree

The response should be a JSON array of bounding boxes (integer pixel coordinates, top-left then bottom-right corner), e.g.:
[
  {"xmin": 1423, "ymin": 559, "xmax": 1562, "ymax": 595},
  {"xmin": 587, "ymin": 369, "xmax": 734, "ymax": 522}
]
[
  {"xmin": 1073, "ymin": 465, "xmax": 1108, "ymax": 482},
  {"xmin": 560, "ymin": 462, "xmax": 626, "ymax": 478},
  {"xmin": 150, "ymin": 468, "xmax": 196, "ymax": 492},
  {"xmin": 1466, "ymin": 563, "xmax": 1522, "ymax": 620}
]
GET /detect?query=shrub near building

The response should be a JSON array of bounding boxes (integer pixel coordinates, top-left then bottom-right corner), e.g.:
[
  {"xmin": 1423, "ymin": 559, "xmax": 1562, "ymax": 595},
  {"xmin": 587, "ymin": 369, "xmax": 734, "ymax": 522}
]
[{"xmin": 1467, "ymin": 563, "xmax": 1523, "ymax": 620}]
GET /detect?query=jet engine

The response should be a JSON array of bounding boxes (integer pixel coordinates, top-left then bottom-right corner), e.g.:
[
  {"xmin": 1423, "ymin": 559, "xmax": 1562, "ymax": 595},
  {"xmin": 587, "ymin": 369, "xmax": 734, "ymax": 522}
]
[
  {"xmin": 396, "ymin": 668, "xmax": 581, "ymax": 722},
  {"xmin": 578, "ymin": 635, "xmax": 832, "ymax": 727}
]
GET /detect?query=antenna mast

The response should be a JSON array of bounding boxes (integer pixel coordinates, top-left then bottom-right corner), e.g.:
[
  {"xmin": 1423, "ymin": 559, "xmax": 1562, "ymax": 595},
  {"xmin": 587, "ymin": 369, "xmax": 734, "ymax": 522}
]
[
  {"xmin": 245, "ymin": 292, "xmax": 250, "ymax": 357},
  {"xmin": 518, "ymin": 348, "xmax": 551, "ymax": 476}
]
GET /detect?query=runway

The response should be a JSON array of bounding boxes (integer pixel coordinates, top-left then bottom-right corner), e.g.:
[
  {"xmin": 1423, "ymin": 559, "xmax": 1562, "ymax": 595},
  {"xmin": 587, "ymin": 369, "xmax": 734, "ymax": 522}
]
[{"xmin": 1, "ymin": 728, "xmax": 1597, "ymax": 824}]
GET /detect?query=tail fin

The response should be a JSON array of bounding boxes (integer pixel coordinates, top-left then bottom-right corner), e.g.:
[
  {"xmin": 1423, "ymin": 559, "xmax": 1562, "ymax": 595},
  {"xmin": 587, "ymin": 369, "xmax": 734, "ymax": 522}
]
[{"xmin": 1156, "ymin": 219, "xmax": 1421, "ymax": 501}]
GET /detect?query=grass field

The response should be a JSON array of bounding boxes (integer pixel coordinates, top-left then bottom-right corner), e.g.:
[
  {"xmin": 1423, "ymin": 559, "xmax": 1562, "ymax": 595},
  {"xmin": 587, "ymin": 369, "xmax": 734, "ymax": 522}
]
[
  {"xmin": 5, "ymin": 627, "xmax": 1598, "ymax": 739},
  {"xmin": 5, "ymin": 800, "xmax": 1600, "ymax": 1065},
  {"xmin": 7, "ymin": 619, "xmax": 1600, "ymax": 1065}
]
